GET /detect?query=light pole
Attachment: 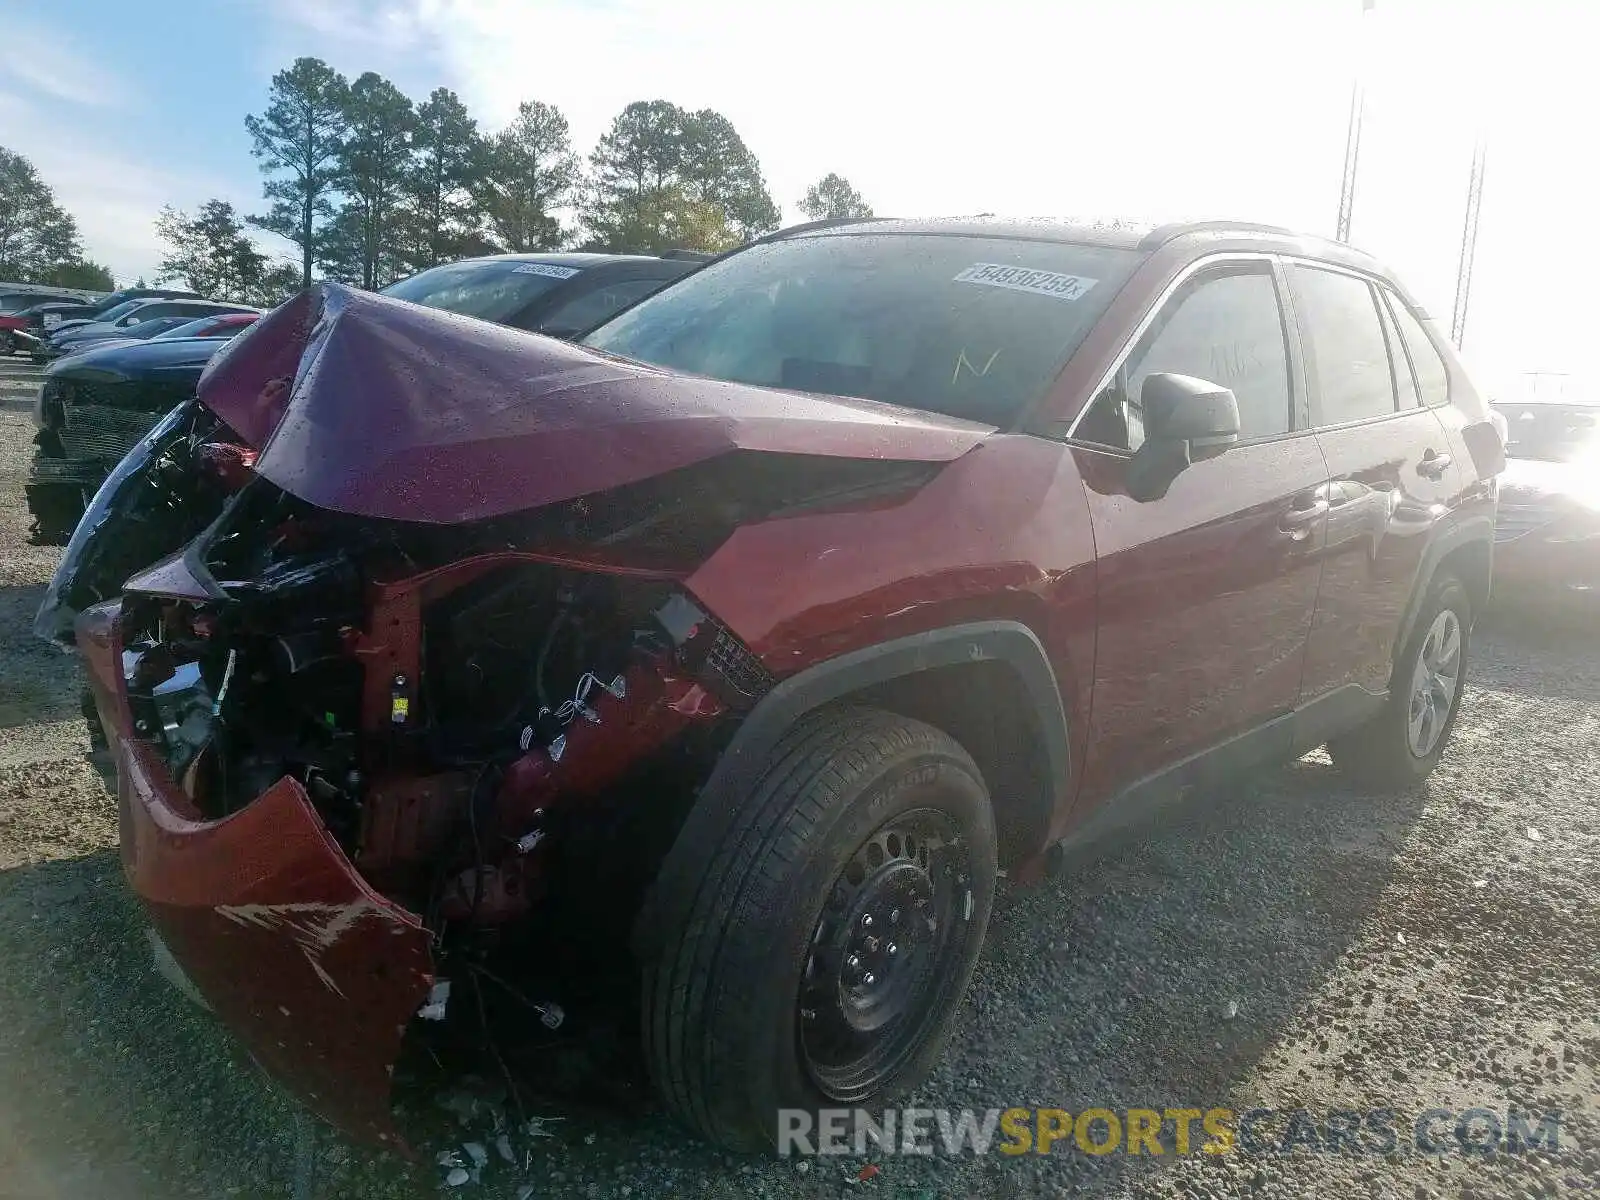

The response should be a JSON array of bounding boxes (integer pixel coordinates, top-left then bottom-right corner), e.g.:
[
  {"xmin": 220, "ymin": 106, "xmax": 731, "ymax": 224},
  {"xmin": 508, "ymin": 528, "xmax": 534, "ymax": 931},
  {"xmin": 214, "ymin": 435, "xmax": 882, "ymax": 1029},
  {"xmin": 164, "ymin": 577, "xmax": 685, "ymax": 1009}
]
[
  {"xmin": 1451, "ymin": 136, "xmax": 1488, "ymax": 349},
  {"xmin": 1335, "ymin": 0, "xmax": 1376, "ymax": 243}
]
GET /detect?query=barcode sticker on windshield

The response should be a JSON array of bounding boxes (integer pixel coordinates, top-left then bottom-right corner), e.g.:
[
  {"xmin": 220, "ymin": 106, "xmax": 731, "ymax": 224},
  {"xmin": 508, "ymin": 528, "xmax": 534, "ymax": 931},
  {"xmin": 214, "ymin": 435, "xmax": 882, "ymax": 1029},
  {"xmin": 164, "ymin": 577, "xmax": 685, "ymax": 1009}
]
[
  {"xmin": 511, "ymin": 263, "xmax": 581, "ymax": 279},
  {"xmin": 953, "ymin": 263, "xmax": 1098, "ymax": 302}
]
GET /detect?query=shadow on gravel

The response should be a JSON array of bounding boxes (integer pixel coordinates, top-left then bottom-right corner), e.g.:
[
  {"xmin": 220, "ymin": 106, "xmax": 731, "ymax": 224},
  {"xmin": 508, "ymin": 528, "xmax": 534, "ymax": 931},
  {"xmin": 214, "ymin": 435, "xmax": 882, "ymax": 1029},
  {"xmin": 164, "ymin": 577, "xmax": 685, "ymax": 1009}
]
[
  {"xmin": 1473, "ymin": 608, "xmax": 1600, "ymax": 703},
  {"xmin": 0, "ymin": 758, "xmax": 1435, "ymax": 1198},
  {"xmin": 0, "ymin": 849, "xmax": 419, "ymax": 1198},
  {"xmin": 917, "ymin": 756, "xmax": 1435, "ymax": 1197},
  {"xmin": 0, "ymin": 583, "xmax": 82, "ymax": 730}
]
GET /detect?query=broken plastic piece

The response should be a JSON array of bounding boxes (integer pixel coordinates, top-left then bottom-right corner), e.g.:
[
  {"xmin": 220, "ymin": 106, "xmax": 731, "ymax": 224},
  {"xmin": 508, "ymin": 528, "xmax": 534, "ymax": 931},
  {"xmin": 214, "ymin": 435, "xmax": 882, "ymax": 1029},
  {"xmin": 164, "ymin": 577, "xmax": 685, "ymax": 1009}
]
[
  {"xmin": 419, "ymin": 979, "xmax": 451, "ymax": 1021},
  {"xmin": 535, "ymin": 1001, "xmax": 564, "ymax": 1031},
  {"xmin": 653, "ymin": 592, "xmax": 707, "ymax": 645}
]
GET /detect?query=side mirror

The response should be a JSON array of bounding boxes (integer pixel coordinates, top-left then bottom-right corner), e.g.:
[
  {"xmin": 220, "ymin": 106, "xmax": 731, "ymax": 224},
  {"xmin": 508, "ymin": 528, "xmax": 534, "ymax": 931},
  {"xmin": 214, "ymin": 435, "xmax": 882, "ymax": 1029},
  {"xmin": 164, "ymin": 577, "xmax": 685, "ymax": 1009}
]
[{"xmin": 1126, "ymin": 373, "xmax": 1241, "ymax": 502}]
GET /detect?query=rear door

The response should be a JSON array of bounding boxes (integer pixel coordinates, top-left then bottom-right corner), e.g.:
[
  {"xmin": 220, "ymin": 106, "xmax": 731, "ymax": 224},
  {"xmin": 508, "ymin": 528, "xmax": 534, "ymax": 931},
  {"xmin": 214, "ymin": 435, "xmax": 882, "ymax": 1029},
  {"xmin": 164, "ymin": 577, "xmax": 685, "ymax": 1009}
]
[
  {"xmin": 1290, "ymin": 262, "xmax": 1459, "ymax": 701},
  {"xmin": 1071, "ymin": 258, "xmax": 1330, "ymax": 802}
]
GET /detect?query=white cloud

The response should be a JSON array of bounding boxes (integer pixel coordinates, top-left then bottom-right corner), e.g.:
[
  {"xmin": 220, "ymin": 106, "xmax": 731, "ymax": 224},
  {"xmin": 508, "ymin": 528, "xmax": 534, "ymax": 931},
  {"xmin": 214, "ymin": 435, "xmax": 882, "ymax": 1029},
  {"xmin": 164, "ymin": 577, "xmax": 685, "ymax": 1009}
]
[
  {"xmin": 0, "ymin": 15, "xmax": 285, "ymax": 286},
  {"xmin": 0, "ymin": 17, "xmax": 135, "ymax": 109}
]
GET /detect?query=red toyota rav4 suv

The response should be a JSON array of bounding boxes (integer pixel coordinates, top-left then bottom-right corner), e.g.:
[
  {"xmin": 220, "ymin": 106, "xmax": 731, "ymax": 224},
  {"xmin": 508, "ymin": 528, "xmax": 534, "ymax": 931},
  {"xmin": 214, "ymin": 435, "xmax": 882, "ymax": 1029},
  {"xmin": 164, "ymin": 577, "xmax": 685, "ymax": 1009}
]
[{"xmin": 39, "ymin": 218, "xmax": 1502, "ymax": 1154}]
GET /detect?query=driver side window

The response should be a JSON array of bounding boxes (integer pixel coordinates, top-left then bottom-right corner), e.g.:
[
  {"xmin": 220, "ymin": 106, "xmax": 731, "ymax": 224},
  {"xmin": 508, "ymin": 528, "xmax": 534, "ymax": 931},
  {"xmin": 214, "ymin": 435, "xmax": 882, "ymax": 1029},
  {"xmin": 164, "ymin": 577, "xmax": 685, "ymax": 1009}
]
[{"xmin": 1077, "ymin": 265, "xmax": 1292, "ymax": 451}]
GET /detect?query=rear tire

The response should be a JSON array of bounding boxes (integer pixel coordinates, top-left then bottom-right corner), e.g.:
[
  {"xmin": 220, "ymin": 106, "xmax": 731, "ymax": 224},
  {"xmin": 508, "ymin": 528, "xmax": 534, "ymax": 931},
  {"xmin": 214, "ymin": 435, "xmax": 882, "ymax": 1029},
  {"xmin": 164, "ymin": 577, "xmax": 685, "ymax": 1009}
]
[
  {"xmin": 639, "ymin": 706, "xmax": 996, "ymax": 1152},
  {"xmin": 1328, "ymin": 573, "xmax": 1470, "ymax": 790}
]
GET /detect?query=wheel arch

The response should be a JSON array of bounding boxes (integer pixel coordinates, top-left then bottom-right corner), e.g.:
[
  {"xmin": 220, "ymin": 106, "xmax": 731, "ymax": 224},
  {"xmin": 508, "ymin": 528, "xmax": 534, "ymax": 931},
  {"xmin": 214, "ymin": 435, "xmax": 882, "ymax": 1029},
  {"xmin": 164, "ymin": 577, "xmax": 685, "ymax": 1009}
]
[
  {"xmin": 633, "ymin": 621, "xmax": 1070, "ymax": 960},
  {"xmin": 1394, "ymin": 515, "xmax": 1493, "ymax": 663}
]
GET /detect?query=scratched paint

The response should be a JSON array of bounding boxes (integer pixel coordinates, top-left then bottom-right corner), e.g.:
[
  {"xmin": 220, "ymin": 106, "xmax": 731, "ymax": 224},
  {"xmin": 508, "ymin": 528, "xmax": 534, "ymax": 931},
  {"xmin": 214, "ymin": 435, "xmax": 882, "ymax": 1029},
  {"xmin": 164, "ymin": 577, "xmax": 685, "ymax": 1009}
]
[{"xmin": 216, "ymin": 900, "xmax": 392, "ymax": 997}]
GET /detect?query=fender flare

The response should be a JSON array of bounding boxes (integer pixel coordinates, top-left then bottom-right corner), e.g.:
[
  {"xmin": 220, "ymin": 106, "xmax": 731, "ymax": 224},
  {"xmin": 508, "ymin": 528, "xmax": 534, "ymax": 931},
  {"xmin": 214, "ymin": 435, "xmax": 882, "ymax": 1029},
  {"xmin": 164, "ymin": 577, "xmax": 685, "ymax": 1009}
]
[
  {"xmin": 1393, "ymin": 514, "xmax": 1495, "ymax": 658},
  {"xmin": 632, "ymin": 620, "xmax": 1069, "ymax": 959}
]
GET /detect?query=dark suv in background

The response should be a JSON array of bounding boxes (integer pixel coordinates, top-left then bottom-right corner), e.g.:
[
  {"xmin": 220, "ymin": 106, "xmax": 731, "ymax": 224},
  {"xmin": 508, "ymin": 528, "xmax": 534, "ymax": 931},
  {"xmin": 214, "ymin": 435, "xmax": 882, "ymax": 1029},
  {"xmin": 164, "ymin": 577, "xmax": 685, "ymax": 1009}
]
[
  {"xmin": 42, "ymin": 217, "xmax": 1502, "ymax": 1154},
  {"xmin": 24, "ymin": 251, "xmax": 702, "ymax": 545}
]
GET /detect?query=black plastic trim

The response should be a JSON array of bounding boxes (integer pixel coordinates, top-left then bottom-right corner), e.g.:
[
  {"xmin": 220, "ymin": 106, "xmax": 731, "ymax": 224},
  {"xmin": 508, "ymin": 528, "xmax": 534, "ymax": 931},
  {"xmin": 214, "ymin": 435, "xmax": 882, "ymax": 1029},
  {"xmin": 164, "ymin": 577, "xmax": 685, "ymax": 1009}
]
[{"xmin": 1393, "ymin": 514, "xmax": 1494, "ymax": 659}]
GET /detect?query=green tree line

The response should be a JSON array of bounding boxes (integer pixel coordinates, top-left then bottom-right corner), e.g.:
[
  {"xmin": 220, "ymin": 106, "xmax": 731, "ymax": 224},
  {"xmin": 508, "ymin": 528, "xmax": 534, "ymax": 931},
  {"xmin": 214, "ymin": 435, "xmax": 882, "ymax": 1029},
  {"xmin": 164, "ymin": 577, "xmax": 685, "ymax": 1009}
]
[
  {"xmin": 6, "ymin": 56, "xmax": 878, "ymax": 307},
  {"xmin": 229, "ymin": 56, "xmax": 874, "ymax": 293},
  {"xmin": 0, "ymin": 147, "xmax": 115, "ymax": 290}
]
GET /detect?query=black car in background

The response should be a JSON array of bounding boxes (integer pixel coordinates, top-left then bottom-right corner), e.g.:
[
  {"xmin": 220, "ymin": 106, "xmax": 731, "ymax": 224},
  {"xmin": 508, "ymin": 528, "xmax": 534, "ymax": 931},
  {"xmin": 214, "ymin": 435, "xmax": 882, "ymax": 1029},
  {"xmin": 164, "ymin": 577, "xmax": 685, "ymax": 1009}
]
[
  {"xmin": 27, "ymin": 323, "xmax": 262, "ymax": 543},
  {"xmin": 25, "ymin": 252, "xmax": 704, "ymax": 542}
]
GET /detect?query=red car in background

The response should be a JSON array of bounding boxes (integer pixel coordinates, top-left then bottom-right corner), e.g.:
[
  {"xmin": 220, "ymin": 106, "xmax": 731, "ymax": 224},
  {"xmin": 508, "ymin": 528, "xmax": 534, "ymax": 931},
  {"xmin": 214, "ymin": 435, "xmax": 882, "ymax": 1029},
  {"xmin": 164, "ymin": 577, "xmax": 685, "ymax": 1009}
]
[
  {"xmin": 38, "ymin": 217, "xmax": 1503, "ymax": 1154},
  {"xmin": 1491, "ymin": 397, "xmax": 1600, "ymax": 611}
]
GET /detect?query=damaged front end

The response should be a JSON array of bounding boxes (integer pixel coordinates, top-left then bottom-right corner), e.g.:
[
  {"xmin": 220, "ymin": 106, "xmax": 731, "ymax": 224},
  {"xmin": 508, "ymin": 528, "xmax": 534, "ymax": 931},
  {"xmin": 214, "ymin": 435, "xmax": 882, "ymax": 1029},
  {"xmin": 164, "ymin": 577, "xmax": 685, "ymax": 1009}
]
[
  {"xmin": 69, "ymin": 282, "xmax": 967, "ymax": 1147},
  {"xmin": 87, "ymin": 492, "xmax": 758, "ymax": 1145}
]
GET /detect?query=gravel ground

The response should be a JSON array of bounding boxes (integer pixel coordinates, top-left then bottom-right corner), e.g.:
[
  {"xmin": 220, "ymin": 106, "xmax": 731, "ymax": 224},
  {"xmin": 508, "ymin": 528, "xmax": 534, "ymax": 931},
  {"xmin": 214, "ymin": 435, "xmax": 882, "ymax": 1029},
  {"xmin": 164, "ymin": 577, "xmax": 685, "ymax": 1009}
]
[{"xmin": 0, "ymin": 358, "xmax": 1594, "ymax": 1198}]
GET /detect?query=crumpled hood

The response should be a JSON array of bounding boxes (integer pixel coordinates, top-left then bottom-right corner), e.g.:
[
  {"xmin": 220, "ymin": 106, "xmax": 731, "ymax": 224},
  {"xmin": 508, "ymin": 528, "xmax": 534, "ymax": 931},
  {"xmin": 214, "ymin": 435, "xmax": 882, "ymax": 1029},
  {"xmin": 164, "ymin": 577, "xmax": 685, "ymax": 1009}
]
[{"xmin": 196, "ymin": 283, "xmax": 992, "ymax": 525}]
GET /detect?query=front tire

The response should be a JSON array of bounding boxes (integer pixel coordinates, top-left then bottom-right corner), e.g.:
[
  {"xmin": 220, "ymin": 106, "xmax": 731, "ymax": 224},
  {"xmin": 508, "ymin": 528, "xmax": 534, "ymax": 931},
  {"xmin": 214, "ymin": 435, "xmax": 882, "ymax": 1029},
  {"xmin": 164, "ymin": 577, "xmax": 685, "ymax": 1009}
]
[
  {"xmin": 640, "ymin": 707, "xmax": 997, "ymax": 1152},
  {"xmin": 1329, "ymin": 573, "xmax": 1470, "ymax": 789}
]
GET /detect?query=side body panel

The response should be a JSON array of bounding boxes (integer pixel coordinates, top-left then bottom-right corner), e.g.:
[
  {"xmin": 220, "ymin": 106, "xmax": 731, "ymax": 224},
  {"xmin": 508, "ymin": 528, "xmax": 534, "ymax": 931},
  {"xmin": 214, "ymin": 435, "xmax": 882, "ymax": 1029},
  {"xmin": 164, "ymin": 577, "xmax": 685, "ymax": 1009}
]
[
  {"xmin": 686, "ymin": 432, "xmax": 1097, "ymax": 842},
  {"xmin": 1071, "ymin": 438, "xmax": 1328, "ymax": 804}
]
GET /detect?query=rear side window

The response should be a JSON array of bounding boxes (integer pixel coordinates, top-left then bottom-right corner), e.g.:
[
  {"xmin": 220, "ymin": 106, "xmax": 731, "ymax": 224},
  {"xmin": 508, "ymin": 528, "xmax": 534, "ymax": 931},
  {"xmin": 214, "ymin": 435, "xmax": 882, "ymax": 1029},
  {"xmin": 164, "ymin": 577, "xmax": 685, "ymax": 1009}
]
[
  {"xmin": 1291, "ymin": 266, "xmax": 1395, "ymax": 425},
  {"xmin": 1383, "ymin": 290, "xmax": 1450, "ymax": 407},
  {"xmin": 1374, "ymin": 296, "xmax": 1420, "ymax": 409}
]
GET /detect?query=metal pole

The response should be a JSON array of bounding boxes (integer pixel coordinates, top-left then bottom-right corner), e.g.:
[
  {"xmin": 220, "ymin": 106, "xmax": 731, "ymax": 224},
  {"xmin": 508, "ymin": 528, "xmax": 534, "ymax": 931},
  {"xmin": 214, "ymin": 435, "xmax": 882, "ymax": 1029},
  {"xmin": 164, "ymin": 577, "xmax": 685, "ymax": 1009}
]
[
  {"xmin": 1451, "ymin": 137, "xmax": 1488, "ymax": 348},
  {"xmin": 1335, "ymin": 0, "xmax": 1375, "ymax": 242}
]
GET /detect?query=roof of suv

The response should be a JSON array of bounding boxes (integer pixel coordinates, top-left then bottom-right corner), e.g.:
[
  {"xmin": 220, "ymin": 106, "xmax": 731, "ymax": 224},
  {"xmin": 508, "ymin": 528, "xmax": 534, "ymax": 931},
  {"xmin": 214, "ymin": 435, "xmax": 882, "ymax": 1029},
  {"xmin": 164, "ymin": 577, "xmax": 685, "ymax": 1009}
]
[
  {"xmin": 124, "ymin": 298, "xmax": 259, "ymax": 313},
  {"xmin": 454, "ymin": 252, "xmax": 689, "ymax": 269},
  {"xmin": 788, "ymin": 216, "xmax": 1385, "ymax": 273}
]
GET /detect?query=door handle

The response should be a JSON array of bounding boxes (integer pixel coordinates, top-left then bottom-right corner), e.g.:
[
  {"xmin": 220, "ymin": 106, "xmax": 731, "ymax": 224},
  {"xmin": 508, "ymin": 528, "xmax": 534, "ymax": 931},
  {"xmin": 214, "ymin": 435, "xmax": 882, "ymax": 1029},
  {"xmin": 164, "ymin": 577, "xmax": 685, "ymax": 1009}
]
[
  {"xmin": 1279, "ymin": 498, "xmax": 1329, "ymax": 540},
  {"xmin": 1418, "ymin": 451, "xmax": 1453, "ymax": 480}
]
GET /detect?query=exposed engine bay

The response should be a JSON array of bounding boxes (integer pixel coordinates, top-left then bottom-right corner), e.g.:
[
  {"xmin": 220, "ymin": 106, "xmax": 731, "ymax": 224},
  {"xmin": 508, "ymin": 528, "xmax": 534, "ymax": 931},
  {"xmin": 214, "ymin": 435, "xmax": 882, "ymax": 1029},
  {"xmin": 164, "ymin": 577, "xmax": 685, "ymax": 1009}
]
[{"xmin": 98, "ymin": 440, "xmax": 943, "ymax": 1113}]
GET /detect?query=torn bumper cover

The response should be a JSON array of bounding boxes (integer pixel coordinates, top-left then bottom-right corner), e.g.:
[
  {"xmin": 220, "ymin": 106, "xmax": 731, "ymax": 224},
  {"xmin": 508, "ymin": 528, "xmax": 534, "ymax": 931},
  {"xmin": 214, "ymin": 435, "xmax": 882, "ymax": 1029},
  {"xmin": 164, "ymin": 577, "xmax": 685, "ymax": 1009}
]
[{"xmin": 77, "ymin": 600, "xmax": 433, "ymax": 1149}]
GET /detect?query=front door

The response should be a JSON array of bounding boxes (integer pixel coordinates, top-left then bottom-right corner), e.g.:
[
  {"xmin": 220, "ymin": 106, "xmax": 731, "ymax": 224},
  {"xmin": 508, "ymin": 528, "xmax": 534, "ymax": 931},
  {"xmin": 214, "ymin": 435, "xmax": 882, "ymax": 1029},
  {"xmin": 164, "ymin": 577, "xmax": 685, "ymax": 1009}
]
[{"xmin": 1070, "ymin": 259, "xmax": 1329, "ymax": 804}]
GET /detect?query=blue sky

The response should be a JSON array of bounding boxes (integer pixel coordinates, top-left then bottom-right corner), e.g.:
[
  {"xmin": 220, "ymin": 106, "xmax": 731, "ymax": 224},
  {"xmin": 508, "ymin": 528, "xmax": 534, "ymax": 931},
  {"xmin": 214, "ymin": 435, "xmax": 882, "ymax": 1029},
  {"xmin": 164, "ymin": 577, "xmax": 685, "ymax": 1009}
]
[{"xmin": 2, "ymin": 0, "xmax": 1595, "ymax": 393}]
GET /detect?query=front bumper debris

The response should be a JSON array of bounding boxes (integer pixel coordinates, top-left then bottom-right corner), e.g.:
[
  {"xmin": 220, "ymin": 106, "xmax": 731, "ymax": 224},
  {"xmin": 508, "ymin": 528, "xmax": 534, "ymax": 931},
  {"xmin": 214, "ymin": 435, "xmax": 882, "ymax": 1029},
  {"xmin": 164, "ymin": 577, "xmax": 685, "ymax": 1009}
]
[{"xmin": 78, "ymin": 600, "xmax": 435, "ymax": 1149}]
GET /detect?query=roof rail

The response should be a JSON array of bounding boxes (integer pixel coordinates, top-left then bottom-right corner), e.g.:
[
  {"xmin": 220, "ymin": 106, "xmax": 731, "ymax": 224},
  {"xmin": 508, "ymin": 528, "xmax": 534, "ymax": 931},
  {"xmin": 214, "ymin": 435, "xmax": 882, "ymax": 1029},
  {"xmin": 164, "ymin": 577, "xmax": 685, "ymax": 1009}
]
[
  {"xmin": 1137, "ymin": 219, "xmax": 1297, "ymax": 250},
  {"xmin": 759, "ymin": 216, "xmax": 885, "ymax": 244},
  {"xmin": 656, "ymin": 248, "xmax": 715, "ymax": 262}
]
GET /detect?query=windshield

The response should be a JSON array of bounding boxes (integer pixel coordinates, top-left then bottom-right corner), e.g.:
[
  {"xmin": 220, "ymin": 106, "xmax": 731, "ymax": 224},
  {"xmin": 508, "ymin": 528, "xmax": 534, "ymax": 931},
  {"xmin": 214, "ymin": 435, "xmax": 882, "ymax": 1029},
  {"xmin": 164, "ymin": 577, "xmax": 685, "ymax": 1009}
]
[
  {"xmin": 1493, "ymin": 401, "xmax": 1600, "ymax": 463},
  {"xmin": 155, "ymin": 315, "xmax": 249, "ymax": 340},
  {"xmin": 380, "ymin": 259, "xmax": 578, "ymax": 322},
  {"xmin": 125, "ymin": 317, "xmax": 188, "ymax": 339},
  {"xmin": 583, "ymin": 233, "xmax": 1139, "ymax": 425},
  {"xmin": 92, "ymin": 299, "xmax": 145, "ymax": 324}
]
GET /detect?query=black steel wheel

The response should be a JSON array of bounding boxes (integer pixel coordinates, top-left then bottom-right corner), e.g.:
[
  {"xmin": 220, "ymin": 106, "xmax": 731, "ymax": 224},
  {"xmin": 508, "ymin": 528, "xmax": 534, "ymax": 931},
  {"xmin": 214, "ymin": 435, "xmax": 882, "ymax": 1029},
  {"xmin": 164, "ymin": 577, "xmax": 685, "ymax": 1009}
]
[
  {"xmin": 639, "ymin": 706, "xmax": 997, "ymax": 1152},
  {"xmin": 798, "ymin": 807, "xmax": 977, "ymax": 1101}
]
